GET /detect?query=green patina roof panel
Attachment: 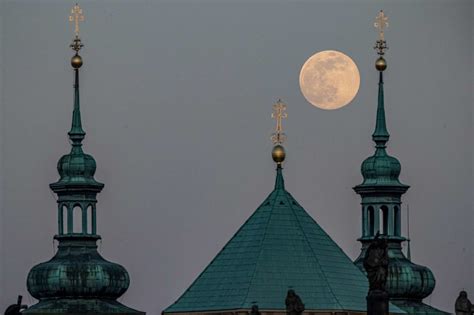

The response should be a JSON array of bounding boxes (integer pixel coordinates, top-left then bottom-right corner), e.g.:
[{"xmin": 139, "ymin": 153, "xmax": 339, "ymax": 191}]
[
  {"xmin": 390, "ymin": 301, "xmax": 450, "ymax": 315},
  {"xmin": 165, "ymin": 168, "xmax": 382, "ymax": 313}
]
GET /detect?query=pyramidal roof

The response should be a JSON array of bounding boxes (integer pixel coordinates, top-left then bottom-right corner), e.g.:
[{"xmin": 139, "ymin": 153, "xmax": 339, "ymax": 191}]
[{"xmin": 165, "ymin": 166, "xmax": 372, "ymax": 313}]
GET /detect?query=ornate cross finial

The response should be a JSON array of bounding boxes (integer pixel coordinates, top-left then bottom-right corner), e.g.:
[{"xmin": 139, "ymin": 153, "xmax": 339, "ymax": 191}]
[
  {"xmin": 69, "ymin": 4, "xmax": 84, "ymax": 52},
  {"xmin": 374, "ymin": 10, "xmax": 388, "ymax": 55},
  {"xmin": 374, "ymin": 10, "xmax": 388, "ymax": 40},
  {"xmin": 271, "ymin": 99, "xmax": 287, "ymax": 145},
  {"xmin": 69, "ymin": 4, "xmax": 84, "ymax": 37}
]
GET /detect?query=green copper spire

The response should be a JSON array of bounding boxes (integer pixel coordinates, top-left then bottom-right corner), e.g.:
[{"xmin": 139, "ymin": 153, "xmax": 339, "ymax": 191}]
[
  {"xmin": 24, "ymin": 6, "xmax": 144, "ymax": 315},
  {"xmin": 68, "ymin": 69, "xmax": 86, "ymax": 145},
  {"xmin": 372, "ymin": 72, "xmax": 389, "ymax": 147},
  {"xmin": 353, "ymin": 11, "xmax": 448, "ymax": 315}
]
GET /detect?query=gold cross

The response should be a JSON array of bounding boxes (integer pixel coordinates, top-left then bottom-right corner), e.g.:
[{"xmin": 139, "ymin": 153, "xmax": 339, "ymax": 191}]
[
  {"xmin": 374, "ymin": 10, "xmax": 388, "ymax": 40},
  {"xmin": 271, "ymin": 99, "xmax": 287, "ymax": 145},
  {"xmin": 69, "ymin": 4, "xmax": 84, "ymax": 37}
]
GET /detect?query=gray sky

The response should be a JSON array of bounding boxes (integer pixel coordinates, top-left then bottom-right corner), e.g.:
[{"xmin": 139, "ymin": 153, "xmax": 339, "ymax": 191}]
[{"xmin": 0, "ymin": 1, "xmax": 472, "ymax": 314}]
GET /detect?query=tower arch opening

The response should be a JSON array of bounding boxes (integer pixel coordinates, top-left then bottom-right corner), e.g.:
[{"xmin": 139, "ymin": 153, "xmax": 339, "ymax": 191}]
[
  {"xmin": 87, "ymin": 205, "xmax": 93, "ymax": 234},
  {"xmin": 72, "ymin": 205, "xmax": 82, "ymax": 234}
]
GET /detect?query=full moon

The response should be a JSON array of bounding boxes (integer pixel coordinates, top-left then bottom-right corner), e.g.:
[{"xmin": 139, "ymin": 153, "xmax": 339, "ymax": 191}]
[{"xmin": 299, "ymin": 50, "xmax": 360, "ymax": 110}]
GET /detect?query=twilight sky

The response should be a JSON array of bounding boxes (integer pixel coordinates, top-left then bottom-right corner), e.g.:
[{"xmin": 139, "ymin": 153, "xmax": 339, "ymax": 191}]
[{"xmin": 0, "ymin": 0, "xmax": 472, "ymax": 314}]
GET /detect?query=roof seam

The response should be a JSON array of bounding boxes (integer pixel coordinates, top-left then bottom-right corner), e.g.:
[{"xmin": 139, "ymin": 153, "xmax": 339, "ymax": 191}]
[
  {"xmin": 283, "ymin": 192, "xmax": 345, "ymax": 310},
  {"xmin": 240, "ymin": 188, "xmax": 280, "ymax": 308}
]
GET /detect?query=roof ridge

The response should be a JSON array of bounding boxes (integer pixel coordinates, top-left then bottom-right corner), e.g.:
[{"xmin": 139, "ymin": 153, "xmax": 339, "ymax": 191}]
[
  {"xmin": 240, "ymin": 188, "xmax": 281, "ymax": 308},
  {"xmin": 283, "ymin": 191, "xmax": 344, "ymax": 310}
]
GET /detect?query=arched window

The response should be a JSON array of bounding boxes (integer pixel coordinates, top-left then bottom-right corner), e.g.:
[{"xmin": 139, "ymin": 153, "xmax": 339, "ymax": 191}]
[
  {"xmin": 87, "ymin": 205, "xmax": 93, "ymax": 234},
  {"xmin": 368, "ymin": 206, "xmax": 375, "ymax": 236},
  {"xmin": 73, "ymin": 205, "xmax": 82, "ymax": 233},
  {"xmin": 394, "ymin": 206, "xmax": 400, "ymax": 236},
  {"xmin": 380, "ymin": 206, "xmax": 388, "ymax": 235}
]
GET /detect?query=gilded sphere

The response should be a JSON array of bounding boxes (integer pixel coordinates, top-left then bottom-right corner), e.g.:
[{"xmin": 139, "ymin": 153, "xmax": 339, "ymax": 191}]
[
  {"xmin": 71, "ymin": 54, "xmax": 83, "ymax": 68},
  {"xmin": 272, "ymin": 145, "xmax": 286, "ymax": 163},
  {"xmin": 375, "ymin": 57, "xmax": 387, "ymax": 71}
]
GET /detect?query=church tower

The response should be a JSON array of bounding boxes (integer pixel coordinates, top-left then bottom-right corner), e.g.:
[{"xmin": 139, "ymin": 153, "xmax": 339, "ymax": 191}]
[
  {"xmin": 353, "ymin": 11, "xmax": 447, "ymax": 315},
  {"xmin": 24, "ymin": 5, "xmax": 144, "ymax": 315}
]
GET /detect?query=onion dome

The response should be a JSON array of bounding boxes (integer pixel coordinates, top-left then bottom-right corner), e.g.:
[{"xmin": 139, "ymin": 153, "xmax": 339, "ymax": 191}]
[
  {"xmin": 27, "ymin": 236, "xmax": 130, "ymax": 300},
  {"xmin": 360, "ymin": 151, "xmax": 401, "ymax": 186},
  {"xmin": 56, "ymin": 151, "xmax": 97, "ymax": 183},
  {"xmin": 356, "ymin": 240, "xmax": 436, "ymax": 302},
  {"xmin": 386, "ymin": 259, "xmax": 435, "ymax": 300}
]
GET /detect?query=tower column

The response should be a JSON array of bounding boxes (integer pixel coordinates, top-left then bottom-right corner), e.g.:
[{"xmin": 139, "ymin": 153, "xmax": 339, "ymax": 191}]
[
  {"xmin": 67, "ymin": 204, "xmax": 73, "ymax": 234},
  {"xmin": 92, "ymin": 205, "xmax": 97, "ymax": 234},
  {"xmin": 82, "ymin": 204, "xmax": 87, "ymax": 234},
  {"xmin": 58, "ymin": 204, "xmax": 63, "ymax": 234}
]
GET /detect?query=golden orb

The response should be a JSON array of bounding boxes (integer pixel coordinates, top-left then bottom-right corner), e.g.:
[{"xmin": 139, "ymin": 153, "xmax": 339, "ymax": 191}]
[
  {"xmin": 272, "ymin": 145, "xmax": 286, "ymax": 164},
  {"xmin": 375, "ymin": 57, "xmax": 387, "ymax": 71},
  {"xmin": 71, "ymin": 54, "xmax": 83, "ymax": 68}
]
